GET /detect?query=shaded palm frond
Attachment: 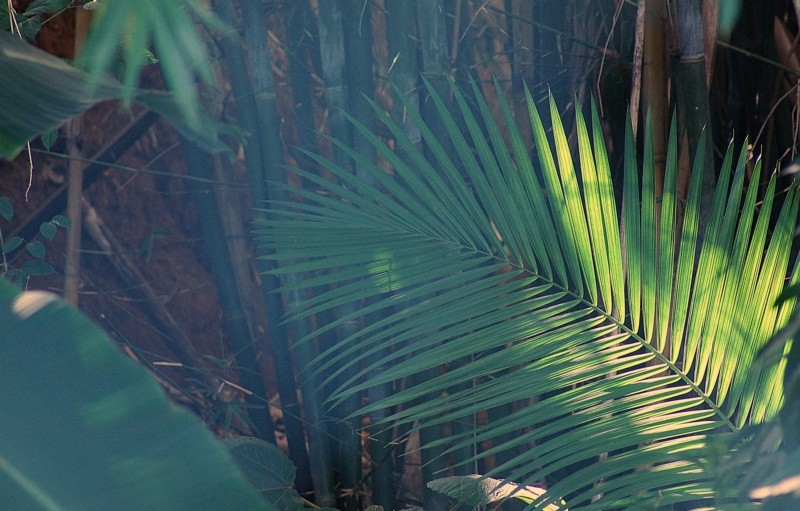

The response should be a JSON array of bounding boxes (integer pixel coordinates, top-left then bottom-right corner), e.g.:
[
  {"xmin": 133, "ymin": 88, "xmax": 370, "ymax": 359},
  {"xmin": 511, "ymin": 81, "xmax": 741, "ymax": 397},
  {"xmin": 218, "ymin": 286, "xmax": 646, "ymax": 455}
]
[{"xmin": 255, "ymin": 79, "xmax": 798, "ymax": 510}]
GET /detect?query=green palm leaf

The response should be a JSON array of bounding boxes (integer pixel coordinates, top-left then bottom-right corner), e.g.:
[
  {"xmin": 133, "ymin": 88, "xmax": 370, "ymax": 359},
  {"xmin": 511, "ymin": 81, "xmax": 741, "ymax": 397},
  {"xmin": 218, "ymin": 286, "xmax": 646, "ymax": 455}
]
[{"xmin": 256, "ymin": 80, "xmax": 797, "ymax": 509}]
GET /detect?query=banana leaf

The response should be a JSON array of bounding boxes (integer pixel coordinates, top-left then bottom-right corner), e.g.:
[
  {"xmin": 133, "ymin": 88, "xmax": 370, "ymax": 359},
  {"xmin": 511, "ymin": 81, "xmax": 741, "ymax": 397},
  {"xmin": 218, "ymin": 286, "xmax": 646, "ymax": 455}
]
[{"xmin": 0, "ymin": 278, "xmax": 272, "ymax": 510}]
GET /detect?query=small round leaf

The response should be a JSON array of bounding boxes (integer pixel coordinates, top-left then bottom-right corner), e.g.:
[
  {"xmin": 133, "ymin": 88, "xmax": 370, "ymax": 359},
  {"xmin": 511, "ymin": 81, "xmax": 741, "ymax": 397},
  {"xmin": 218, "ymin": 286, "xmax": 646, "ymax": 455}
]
[
  {"xmin": 3, "ymin": 236, "xmax": 23, "ymax": 253},
  {"xmin": 39, "ymin": 221, "xmax": 57, "ymax": 240},
  {"xmin": 51, "ymin": 215, "xmax": 71, "ymax": 229},
  {"xmin": 25, "ymin": 240, "xmax": 46, "ymax": 259}
]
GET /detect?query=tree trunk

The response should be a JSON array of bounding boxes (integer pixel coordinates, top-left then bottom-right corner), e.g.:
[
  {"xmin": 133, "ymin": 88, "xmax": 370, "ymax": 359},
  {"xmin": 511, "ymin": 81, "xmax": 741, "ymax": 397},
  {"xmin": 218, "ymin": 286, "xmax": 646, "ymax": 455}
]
[
  {"xmin": 414, "ymin": 3, "xmax": 456, "ymax": 511},
  {"xmin": 314, "ymin": 2, "xmax": 368, "ymax": 508}
]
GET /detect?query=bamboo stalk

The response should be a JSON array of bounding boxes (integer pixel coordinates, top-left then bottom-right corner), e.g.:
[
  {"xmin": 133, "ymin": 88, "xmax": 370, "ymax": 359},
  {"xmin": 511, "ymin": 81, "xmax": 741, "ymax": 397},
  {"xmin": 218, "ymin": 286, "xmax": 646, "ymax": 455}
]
[
  {"xmin": 416, "ymin": 0, "xmax": 456, "ymax": 169},
  {"xmin": 642, "ymin": 0, "xmax": 668, "ymax": 192},
  {"xmin": 386, "ymin": 0, "xmax": 422, "ymax": 149},
  {"xmin": 532, "ymin": 0, "xmax": 567, "ymax": 107},
  {"xmin": 382, "ymin": 2, "xmax": 421, "ymax": 506},
  {"xmin": 702, "ymin": 0, "xmax": 718, "ymax": 85},
  {"xmin": 182, "ymin": 140, "xmax": 276, "ymax": 443},
  {"xmin": 281, "ymin": 6, "xmax": 347, "ymax": 497},
  {"xmin": 238, "ymin": 1, "xmax": 336, "ymax": 505},
  {"xmin": 417, "ymin": 0, "xmax": 453, "ymax": 115},
  {"xmin": 630, "ymin": 0, "xmax": 646, "ymax": 139},
  {"xmin": 316, "ymin": 0, "xmax": 353, "ymax": 168},
  {"xmin": 511, "ymin": 1, "xmax": 534, "ymax": 143},
  {"xmin": 285, "ymin": 0, "xmax": 319, "ymax": 164},
  {"xmin": 63, "ymin": 8, "xmax": 92, "ymax": 305},
  {"xmin": 211, "ymin": 0, "xmax": 314, "ymax": 495},
  {"xmin": 363, "ymin": 308, "xmax": 396, "ymax": 510},
  {"xmin": 338, "ymin": 1, "xmax": 396, "ymax": 507},
  {"xmin": 341, "ymin": 0, "xmax": 376, "ymax": 182},
  {"xmin": 313, "ymin": 2, "xmax": 371, "ymax": 508},
  {"xmin": 283, "ymin": 1, "xmax": 341, "ymax": 382},
  {"xmin": 63, "ymin": 117, "xmax": 83, "ymax": 305},
  {"xmin": 413, "ymin": 3, "xmax": 455, "ymax": 510},
  {"xmin": 674, "ymin": 0, "xmax": 715, "ymax": 206}
]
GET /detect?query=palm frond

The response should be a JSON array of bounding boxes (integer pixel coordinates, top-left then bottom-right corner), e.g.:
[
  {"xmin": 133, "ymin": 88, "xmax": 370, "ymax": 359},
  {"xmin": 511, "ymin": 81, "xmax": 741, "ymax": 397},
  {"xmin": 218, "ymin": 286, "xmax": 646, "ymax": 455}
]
[{"xmin": 255, "ymin": 79, "xmax": 798, "ymax": 509}]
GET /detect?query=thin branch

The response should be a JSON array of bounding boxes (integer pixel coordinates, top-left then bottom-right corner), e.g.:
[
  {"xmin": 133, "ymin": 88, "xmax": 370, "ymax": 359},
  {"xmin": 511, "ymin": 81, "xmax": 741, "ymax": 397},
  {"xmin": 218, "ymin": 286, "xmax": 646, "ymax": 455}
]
[{"xmin": 63, "ymin": 117, "xmax": 83, "ymax": 305}]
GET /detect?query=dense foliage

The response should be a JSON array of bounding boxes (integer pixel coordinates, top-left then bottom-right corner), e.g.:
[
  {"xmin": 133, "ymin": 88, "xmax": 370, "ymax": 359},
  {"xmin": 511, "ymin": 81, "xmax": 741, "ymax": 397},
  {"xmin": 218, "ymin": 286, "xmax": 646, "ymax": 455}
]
[{"xmin": 4, "ymin": 1, "xmax": 800, "ymax": 509}]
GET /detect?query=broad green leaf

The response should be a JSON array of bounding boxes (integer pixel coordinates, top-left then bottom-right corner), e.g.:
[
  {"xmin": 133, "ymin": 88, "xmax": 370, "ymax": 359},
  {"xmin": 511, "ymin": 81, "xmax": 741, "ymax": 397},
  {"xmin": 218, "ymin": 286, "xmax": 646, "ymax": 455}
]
[
  {"xmin": 0, "ymin": 279, "xmax": 272, "ymax": 510},
  {"xmin": 224, "ymin": 437, "xmax": 305, "ymax": 511}
]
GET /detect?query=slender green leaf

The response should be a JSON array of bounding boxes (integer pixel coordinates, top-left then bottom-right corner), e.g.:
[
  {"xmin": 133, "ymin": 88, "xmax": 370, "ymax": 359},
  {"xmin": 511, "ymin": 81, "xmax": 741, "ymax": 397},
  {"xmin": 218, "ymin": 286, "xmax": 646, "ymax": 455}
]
[
  {"xmin": 575, "ymin": 99, "xmax": 611, "ymax": 313},
  {"xmin": 549, "ymin": 95, "xmax": 597, "ymax": 304},
  {"xmin": 655, "ymin": 116, "xmax": 678, "ymax": 349},
  {"xmin": 669, "ymin": 131, "xmax": 706, "ymax": 361},
  {"xmin": 589, "ymin": 100, "xmax": 625, "ymax": 319},
  {"xmin": 622, "ymin": 113, "xmax": 641, "ymax": 332},
  {"xmin": 639, "ymin": 112, "xmax": 657, "ymax": 342}
]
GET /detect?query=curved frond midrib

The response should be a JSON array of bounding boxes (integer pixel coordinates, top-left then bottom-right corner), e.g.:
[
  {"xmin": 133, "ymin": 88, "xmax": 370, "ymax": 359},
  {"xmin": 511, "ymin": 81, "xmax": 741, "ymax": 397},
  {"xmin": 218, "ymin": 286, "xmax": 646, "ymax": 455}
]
[{"xmin": 292, "ymin": 187, "xmax": 738, "ymax": 431}]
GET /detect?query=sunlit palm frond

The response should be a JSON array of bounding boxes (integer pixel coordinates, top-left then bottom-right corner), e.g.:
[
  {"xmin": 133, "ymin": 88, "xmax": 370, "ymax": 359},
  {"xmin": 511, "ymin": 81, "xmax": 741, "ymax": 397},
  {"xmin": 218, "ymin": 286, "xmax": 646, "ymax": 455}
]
[{"xmin": 255, "ymin": 79, "xmax": 798, "ymax": 510}]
